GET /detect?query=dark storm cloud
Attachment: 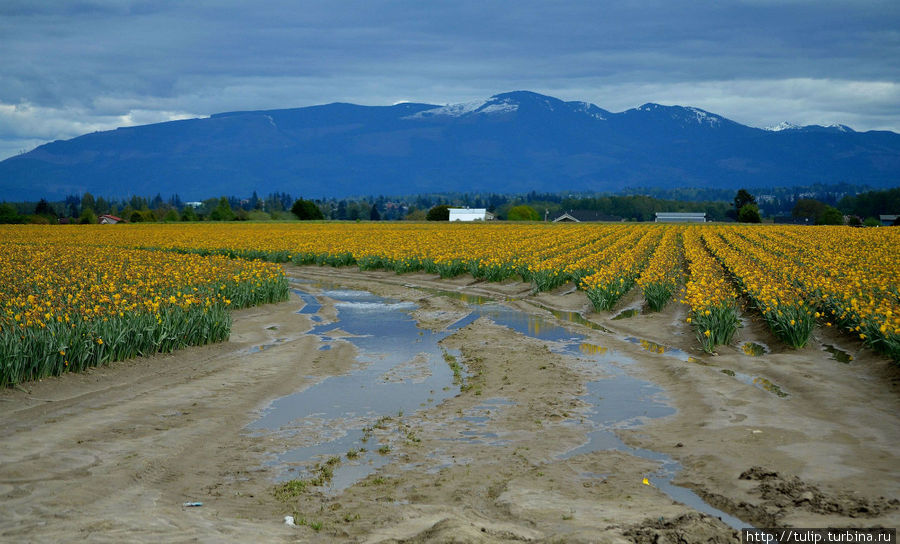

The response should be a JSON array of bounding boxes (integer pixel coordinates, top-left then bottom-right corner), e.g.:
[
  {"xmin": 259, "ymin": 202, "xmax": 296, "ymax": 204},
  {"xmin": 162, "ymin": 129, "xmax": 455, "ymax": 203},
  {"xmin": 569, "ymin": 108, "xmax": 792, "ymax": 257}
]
[{"xmin": 1, "ymin": 0, "xmax": 899, "ymax": 159}]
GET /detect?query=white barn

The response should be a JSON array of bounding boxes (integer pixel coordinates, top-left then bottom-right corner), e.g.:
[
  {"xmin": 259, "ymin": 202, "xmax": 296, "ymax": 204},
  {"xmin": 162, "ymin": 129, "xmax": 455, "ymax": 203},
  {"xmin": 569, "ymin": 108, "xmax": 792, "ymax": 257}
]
[{"xmin": 449, "ymin": 208, "xmax": 494, "ymax": 221}]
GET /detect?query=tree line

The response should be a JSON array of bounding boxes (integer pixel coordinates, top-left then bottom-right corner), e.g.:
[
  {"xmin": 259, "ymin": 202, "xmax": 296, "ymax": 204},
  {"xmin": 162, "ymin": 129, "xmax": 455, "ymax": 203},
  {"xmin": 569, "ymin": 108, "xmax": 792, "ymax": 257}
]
[{"xmin": 1, "ymin": 186, "xmax": 896, "ymax": 225}]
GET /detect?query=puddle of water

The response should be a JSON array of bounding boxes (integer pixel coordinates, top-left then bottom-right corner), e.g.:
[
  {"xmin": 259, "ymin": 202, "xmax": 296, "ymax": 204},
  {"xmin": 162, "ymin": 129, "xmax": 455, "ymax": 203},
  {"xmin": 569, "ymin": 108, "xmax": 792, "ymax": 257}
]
[
  {"xmin": 728, "ymin": 372, "xmax": 790, "ymax": 398},
  {"xmin": 466, "ymin": 303, "xmax": 583, "ymax": 343},
  {"xmin": 291, "ymin": 288, "xmax": 322, "ymax": 315},
  {"xmin": 539, "ymin": 306, "xmax": 613, "ymax": 333},
  {"xmin": 450, "ymin": 397, "xmax": 515, "ymax": 446},
  {"xmin": 249, "ymin": 287, "xmax": 463, "ymax": 491},
  {"xmin": 578, "ymin": 342, "xmax": 608, "ymax": 356},
  {"xmin": 741, "ymin": 342, "xmax": 768, "ymax": 357},
  {"xmin": 823, "ymin": 344, "xmax": 853, "ymax": 363},
  {"xmin": 751, "ymin": 376, "xmax": 789, "ymax": 398},
  {"xmin": 612, "ymin": 308, "xmax": 640, "ymax": 320},
  {"xmin": 247, "ymin": 338, "xmax": 287, "ymax": 354},
  {"xmin": 624, "ymin": 337, "xmax": 692, "ymax": 362},
  {"xmin": 410, "ymin": 286, "xmax": 494, "ymax": 305}
]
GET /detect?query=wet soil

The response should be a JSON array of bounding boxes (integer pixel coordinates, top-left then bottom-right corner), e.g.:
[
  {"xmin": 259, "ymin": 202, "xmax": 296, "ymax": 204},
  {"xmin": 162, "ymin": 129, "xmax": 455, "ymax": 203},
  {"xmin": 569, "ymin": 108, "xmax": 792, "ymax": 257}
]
[{"xmin": 1, "ymin": 265, "xmax": 898, "ymax": 543}]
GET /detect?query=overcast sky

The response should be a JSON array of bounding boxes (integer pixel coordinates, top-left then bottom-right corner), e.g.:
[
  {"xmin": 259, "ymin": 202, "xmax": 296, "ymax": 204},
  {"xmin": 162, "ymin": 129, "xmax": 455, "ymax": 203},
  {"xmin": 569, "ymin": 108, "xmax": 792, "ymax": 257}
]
[{"xmin": 1, "ymin": 0, "xmax": 899, "ymax": 160}]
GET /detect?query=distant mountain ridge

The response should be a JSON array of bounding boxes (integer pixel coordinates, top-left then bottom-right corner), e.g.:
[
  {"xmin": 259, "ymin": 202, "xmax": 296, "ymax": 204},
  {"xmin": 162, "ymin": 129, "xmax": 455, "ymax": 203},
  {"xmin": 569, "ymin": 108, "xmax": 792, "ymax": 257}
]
[{"xmin": 1, "ymin": 90, "xmax": 898, "ymax": 200}]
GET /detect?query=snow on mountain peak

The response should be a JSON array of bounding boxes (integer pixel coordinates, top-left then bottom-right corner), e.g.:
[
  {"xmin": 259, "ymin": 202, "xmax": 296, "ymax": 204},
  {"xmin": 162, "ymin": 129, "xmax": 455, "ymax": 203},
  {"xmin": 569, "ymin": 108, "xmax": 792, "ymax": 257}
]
[
  {"xmin": 405, "ymin": 97, "xmax": 518, "ymax": 119},
  {"xmin": 684, "ymin": 107, "xmax": 721, "ymax": 126},
  {"xmin": 825, "ymin": 123, "xmax": 853, "ymax": 133},
  {"xmin": 573, "ymin": 101, "xmax": 606, "ymax": 120},
  {"xmin": 765, "ymin": 121, "xmax": 801, "ymax": 132}
]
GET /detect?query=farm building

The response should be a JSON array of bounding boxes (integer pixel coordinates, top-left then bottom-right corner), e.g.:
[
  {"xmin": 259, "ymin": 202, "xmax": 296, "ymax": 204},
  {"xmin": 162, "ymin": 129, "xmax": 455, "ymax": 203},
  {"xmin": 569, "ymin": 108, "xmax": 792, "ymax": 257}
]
[
  {"xmin": 551, "ymin": 210, "xmax": 621, "ymax": 222},
  {"xmin": 98, "ymin": 214, "xmax": 126, "ymax": 224},
  {"xmin": 449, "ymin": 208, "xmax": 494, "ymax": 221},
  {"xmin": 880, "ymin": 214, "xmax": 899, "ymax": 226},
  {"xmin": 655, "ymin": 212, "xmax": 706, "ymax": 223}
]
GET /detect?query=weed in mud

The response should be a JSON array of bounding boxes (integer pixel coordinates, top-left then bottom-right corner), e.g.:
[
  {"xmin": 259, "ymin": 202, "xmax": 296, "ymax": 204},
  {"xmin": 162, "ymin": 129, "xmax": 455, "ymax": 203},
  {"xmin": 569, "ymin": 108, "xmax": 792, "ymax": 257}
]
[
  {"xmin": 443, "ymin": 350, "xmax": 466, "ymax": 385},
  {"xmin": 292, "ymin": 517, "xmax": 323, "ymax": 531},
  {"xmin": 363, "ymin": 476, "xmax": 387, "ymax": 486},
  {"xmin": 274, "ymin": 479, "xmax": 308, "ymax": 501},
  {"xmin": 377, "ymin": 444, "xmax": 391, "ymax": 455},
  {"xmin": 373, "ymin": 415, "xmax": 392, "ymax": 430}
]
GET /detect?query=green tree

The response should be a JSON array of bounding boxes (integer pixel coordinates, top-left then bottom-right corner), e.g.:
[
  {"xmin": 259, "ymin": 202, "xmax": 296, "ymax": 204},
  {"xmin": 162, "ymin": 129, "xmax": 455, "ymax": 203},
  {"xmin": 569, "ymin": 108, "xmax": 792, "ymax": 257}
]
[
  {"xmin": 80, "ymin": 192, "xmax": 95, "ymax": 216},
  {"xmin": 210, "ymin": 197, "xmax": 235, "ymax": 221},
  {"xmin": 426, "ymin": 204, "xmax": 450, "ymax": 221},
  {"xmin": 34, "ymin": 198, "xmax": 56, "ymax": 221},
  {"xmin": 405, "ymin": 208, "xmax": 427, "ymax": 221},
  {"xmin": 816, "ymin": 206, "xmax": 844, "ymax": 225},
  {"xmin": 181, "ymin": 206, "xmax": 198, "ymax": 221},
  {"xmin": 863, "ymin": 216, "xmax": 881, "ymax": 227},
  {"xmin": 0, "ymin": 203, "xmax": 24, "ymax": 224},
  {"xmin": 734, "ymin": 189, "xmax": 756, "ymax": 210},
  {"xmin": 79, "ymin": 207, "xmax": 97, "ymax": 224},
  {"xmin": 370, "ymin": 205, "xmax": 381, "ymax": 221},
  {"xmin": 729, "ymin": 189, "xmax": 756, "ymax": 220},
  {"xmin": 792, "ymin": 198, "xmax": 826, "ymax": 220},
  {"xmin": 290, "ymin": 198, "xmax": 324, "ymax": 220},
  {"xmin": 737, "ymin": 203, "xmax": 761, "ymax": 223},
  {"xmin": 507, "ymin": 204, "xmax": 540, "ymax": 221}
]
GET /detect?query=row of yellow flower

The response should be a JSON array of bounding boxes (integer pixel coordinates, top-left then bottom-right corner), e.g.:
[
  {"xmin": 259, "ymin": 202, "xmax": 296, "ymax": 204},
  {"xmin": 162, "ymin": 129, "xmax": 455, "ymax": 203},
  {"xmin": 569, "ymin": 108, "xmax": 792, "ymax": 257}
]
[
  {"xmin": 579, "ymin": 227, "xmax": 662, "ymax": 310},
  {"xmin": 681, "ymin": 227, "xmax": 741, "ymax": 352},
  {"xmin": 703, "ymin": 229, "xmax": 816, "ymax": 348},
  {"xmin": 0, "ymin": 240, "xmax": 288, "ymax": 385},
  {"xmin": 2, "ymin": 223, "xmax": 898, "ymax": 361},
  {"xmin": 636, "ymin": 227, "xmax": 684, "ymax": 311},
  {"xmin": 725, "ymin": 227, "xmax": 900, "ymax": 359}
]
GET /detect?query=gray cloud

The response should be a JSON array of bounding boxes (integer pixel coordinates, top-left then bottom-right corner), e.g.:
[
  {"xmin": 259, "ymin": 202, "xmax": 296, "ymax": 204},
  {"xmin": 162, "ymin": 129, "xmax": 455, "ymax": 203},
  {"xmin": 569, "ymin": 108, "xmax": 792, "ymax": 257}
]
[{"xmin": 1, "ymin": 0, "xmax": 899, "ymax": 159}]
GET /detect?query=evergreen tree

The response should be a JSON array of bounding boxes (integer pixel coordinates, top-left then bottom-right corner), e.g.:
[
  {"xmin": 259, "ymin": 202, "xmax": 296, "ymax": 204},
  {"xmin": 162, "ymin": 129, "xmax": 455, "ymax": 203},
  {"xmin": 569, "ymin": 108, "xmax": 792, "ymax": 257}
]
[
  {"xmin": 290, "ymin": 198, "xmax": 324, "ymax": 220},
  {"xmin": 210, "ymin": 197, "xmax": 235, "ymax": 221}
]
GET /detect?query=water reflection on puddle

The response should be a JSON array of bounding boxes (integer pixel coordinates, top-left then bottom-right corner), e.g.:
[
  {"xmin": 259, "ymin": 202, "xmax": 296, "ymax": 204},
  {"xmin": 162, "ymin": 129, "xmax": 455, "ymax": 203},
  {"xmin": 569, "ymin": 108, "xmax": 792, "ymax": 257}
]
[
  {"xmin": 741, "ymin": 342, "xmax": 768, "ymax": 357},
  {"xmin": 823, "ymin": 344, "xmax": 853, "ymax": 363},
  {"xmin": 625, "ymin": 336, "xmax": 693, "ymax": 362},
  {"xmin": 612, "ymin": 308, "xmax": 641, "ymax": 320}
]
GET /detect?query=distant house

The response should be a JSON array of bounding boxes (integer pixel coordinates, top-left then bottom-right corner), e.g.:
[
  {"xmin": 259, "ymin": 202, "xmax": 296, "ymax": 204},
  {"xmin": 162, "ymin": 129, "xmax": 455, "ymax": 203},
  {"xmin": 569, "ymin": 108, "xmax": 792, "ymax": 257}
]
[
  {"xmin": 184, "ymin": 202, "xmax": 203, "ymax": 208},
  {"xmin": 551, "ymin": 210, "xmax": 621, "ymax": 223},
  {"xmin": 98, "ymin": 214, "xmax": 126, "ymax": 224},
  {"xmin": 655, "ymin": 212, "xmax": 706, "ymax": 223},
  {"xmin": 880, "ymin": 214, "xmax": 899, "ymax": 226},
  {"xmin": 448, "ymin": 208, "xmax": 494, "ymax": 221}
]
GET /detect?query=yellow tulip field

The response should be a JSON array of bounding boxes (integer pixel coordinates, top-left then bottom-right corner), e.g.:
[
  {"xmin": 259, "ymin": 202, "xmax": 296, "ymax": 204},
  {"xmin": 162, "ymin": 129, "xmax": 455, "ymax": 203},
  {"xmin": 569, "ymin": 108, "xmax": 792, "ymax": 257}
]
[{"xmin": 2, "ymin": 222, "xmax": 898, "ymax": 384}]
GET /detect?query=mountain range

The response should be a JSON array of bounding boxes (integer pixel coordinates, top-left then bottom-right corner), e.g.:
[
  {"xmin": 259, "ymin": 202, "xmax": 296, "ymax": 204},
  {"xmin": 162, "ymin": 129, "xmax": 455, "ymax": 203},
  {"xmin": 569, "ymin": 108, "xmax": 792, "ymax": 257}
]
[{"xmin": 1, "ymin": 91, "xmax": 898, "ymax": 200}]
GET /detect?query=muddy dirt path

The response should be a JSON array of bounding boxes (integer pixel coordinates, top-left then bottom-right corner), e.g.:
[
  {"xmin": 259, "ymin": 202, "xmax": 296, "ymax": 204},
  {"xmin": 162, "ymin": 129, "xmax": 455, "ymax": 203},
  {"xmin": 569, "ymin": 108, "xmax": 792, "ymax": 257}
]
[{"xmin": 1, "ymin": 265, "xmax": 898, "ymax": 543}]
